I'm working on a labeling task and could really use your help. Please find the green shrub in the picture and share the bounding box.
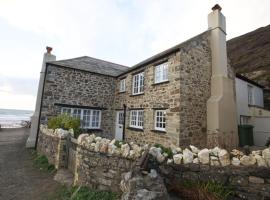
[48,114,81,137]
[50,185,119,200]
[154,143,173,158]
[32,151,55,173]
[168,180,233,200]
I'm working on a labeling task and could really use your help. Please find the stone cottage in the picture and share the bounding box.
[27,5,238,149]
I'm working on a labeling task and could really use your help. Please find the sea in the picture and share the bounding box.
[0,108,33,128]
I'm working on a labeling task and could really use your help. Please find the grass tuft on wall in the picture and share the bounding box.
[32,151,56,173]
[50,185,120,200]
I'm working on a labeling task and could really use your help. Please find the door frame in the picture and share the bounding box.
[115,110,124,141]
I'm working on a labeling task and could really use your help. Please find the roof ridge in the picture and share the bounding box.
[83,56,129,68]
[51,56,129,69]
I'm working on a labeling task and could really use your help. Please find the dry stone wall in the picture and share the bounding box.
[38,127,270,199]
[37,125,69,169]
[74,134,145,192]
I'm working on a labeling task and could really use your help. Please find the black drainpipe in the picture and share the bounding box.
[123,104,127,141]
[34,63,48,149]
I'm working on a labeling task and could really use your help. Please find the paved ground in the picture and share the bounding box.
[0,128,60,200]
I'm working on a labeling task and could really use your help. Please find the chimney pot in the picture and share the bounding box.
[46,46,53,54]
[212,4,222,11]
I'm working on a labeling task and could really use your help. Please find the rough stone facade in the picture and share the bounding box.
[178,32,212,147]
[37,130,66,169]
[114,31,212,148]
[75,145,135,192]
[114,51,181,147]
[40,65,116,139]
[39,31,237,148]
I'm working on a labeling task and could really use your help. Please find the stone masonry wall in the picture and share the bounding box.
[114,31,212,148]
[37,127,270,199]
[114,52,181,147]
[37,128,67,169]
[153,162,270,200]
[40,65,116,139]
[75,145,135,192]
[178,31,212,148]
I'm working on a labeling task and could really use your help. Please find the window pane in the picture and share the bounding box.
[155,110,166,131]
[83,110,91,128]
[133,73,144,94]
[62,108,71,115]
[155,62,168,83]
[120,79,126,92]
[73,109,81,119]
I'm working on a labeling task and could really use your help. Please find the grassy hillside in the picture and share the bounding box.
[227,25,270,109]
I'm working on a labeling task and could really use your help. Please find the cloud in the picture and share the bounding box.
[0,0,269,110]
[0,75,38,95]
[0,91,35,110]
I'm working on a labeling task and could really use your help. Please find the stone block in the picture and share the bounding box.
[249,176,264,184]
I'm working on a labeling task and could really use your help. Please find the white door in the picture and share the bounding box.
[254,117,270,146]
[115,111,124,140]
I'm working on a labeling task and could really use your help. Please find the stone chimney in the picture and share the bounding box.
[26,47,56,148]
[206,5,238,149]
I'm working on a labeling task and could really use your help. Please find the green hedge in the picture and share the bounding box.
[48,114,81,138]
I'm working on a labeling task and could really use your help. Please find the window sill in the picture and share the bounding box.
[151,129,166,134]
[130,93,144,97]
[81,128,103,132]
[152,80,169,86]
[118,91,126,94]
[127,127,144,132]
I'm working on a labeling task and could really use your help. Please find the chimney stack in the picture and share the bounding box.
[26,46,56,148]
[46,46,53,54]
[206,5,238,149]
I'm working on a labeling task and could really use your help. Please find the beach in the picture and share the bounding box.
[0,108,33,128]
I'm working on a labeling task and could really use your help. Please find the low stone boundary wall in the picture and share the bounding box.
[74,146,135,192]
[152,162,270,199]
[37,126,270,199]
[37,125,69,169]
[73,134,145,192]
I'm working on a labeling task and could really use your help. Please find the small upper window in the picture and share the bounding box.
[155,62,168,83]
[248,85,253,105]
[132,72,144,95]
[119,79,126,92]
[155,110,166,131]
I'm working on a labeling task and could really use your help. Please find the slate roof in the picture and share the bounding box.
[48,31,209,77]
[47,56,129,77]
[120,30,209,76]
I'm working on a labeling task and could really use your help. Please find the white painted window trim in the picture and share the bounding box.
[155,62,168,84]
[247,85,253,105]
[129,110,143,129]
[132,72,144,95]
[119,79,126,92]
[154,110,166,131]
[61,107,101,129]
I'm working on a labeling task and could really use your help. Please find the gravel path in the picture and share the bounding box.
[0,128,60,200]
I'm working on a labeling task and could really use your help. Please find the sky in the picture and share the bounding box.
[0,0,269,111]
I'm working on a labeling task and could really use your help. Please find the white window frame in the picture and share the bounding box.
[132,72,144,95]
[247,85,253,105]
[154,110,166,131]
[155,62,168,83]
[119,79,126,92]
[129,110,144,129]
[61,107,101,129]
